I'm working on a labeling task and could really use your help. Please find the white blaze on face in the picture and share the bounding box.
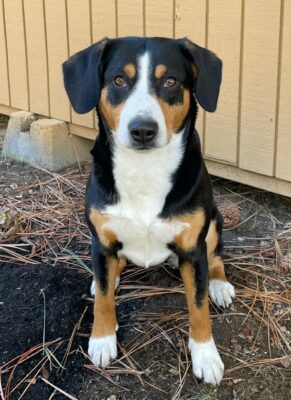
[115,52,168,148]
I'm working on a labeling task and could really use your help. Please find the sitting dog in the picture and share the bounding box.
[63,36,235,385]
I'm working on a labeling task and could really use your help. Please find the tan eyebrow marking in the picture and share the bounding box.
[155,64,167,79]
[123,63,136,79]
[155,89,190,137]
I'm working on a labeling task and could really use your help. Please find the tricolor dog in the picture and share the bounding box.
[63,37,235,385]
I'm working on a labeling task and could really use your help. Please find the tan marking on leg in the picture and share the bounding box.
[206,220,226,281]
[123,63,136,79]
[118,256,126,277]
[99,87,123,131]
[89,207,117,247]
[180,261,211,342]
[155,64,167,79]
[92,256,118,338]
[156,89,190,139]
[173,209,205,252]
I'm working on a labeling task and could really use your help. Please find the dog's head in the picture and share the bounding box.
[63,37,222,150]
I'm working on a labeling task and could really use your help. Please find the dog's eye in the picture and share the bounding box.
[164,77,177,88]
[113,76,127,87]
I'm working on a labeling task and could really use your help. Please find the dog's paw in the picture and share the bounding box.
[88,334,117,368]
[90,277,120,297]
[189,337,224,386]
[209,279,235,308]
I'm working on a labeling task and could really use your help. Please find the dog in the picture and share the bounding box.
[63,36,235,385]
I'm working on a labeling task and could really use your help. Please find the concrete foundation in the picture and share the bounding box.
[2,111,93,171]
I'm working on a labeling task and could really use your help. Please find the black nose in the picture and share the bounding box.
[129,118,158,144]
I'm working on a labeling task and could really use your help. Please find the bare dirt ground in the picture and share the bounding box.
[0,114,290,400]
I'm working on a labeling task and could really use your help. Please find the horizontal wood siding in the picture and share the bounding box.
[0,0,289,195]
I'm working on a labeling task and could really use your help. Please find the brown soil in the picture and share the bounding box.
[0,114,290,400]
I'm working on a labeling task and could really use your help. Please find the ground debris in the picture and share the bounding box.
[0,155,290,400]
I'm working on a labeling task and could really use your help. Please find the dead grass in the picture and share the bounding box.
[0,162,290,399]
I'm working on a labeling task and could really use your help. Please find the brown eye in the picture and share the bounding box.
[164,77,177,88]
[114,76,127,87]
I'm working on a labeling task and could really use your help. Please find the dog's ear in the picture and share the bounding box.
[179,38,222,112]
[62,38,108,114]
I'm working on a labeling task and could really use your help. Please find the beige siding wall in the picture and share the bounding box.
[0,0,290,194]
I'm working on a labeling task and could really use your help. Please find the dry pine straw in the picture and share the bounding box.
[0,163,290,399]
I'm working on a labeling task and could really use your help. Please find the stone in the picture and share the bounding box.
[2,111,92,171]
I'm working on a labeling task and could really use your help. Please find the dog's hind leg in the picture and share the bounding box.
[206,209,235,308]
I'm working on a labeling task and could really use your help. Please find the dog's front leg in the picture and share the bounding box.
[178,242,224,385]
[88,235,119,368]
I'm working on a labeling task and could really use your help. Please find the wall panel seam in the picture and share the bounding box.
[42,0,51,116]
[115,0,118,37]
[173,0,176,38]
[142,0,145,36]
[21,0,30,110]
[273,0,284,177]
[89,0,96,128]
[89,0,93,44]
[202,0,209,155]
[236,0,245,167]
[64,0,72,123]
[1,0,11,106]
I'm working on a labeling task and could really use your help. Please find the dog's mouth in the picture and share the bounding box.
[130,142,157,151]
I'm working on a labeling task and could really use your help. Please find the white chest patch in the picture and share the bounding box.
[104,134,186,267]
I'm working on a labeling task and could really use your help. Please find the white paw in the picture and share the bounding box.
[209,279,235,308]
[189,337,224,385]
[88,334,117,368]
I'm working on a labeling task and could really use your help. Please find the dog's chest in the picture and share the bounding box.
[106,205,185,267]
[104,139,185,267]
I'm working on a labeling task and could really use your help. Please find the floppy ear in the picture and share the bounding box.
[179,38,222,112]
[62,38,108,114]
